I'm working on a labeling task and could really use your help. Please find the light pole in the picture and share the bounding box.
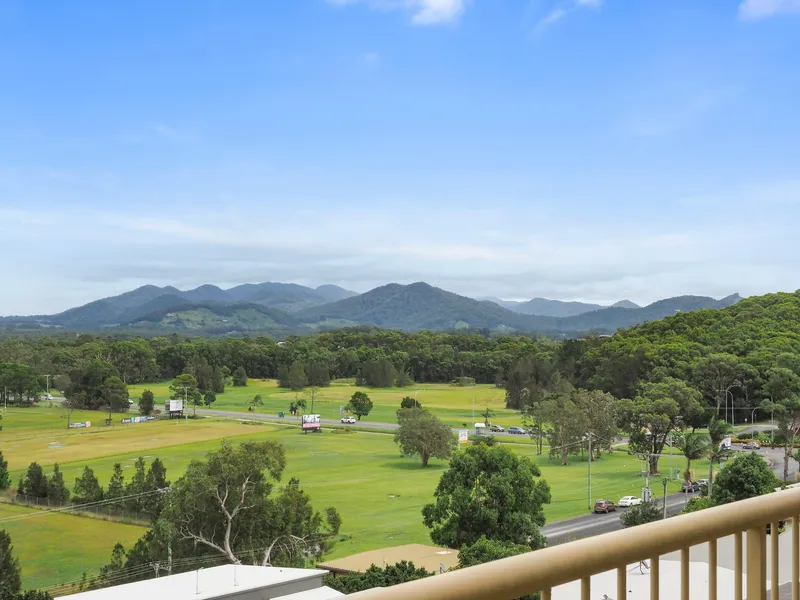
[414,389,424,409]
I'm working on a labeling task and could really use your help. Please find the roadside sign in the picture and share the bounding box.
[458,430,469,444]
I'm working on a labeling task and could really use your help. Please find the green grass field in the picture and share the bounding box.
[0,503,145,589]
[127,380,523,428]
[0,403,703,590]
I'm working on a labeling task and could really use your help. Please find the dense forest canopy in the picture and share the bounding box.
[0,291,797,422]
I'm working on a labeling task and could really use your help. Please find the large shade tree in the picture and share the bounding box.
[617,378,703,475]
[394,408,455,467]
[422,443,551,549]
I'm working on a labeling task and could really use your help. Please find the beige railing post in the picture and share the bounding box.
[736,531,743,600]
[771,521,780,600]
[748,526,767,600]
[650,556,659,600]
[793,515,799,600]
[709,538,717,600]
[617,566,626,600]
[581,576,590,600]
[681,547,690,600]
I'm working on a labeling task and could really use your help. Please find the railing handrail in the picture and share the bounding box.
[349,487,800,600]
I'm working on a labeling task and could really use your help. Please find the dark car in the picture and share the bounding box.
[508,426,525,435]
[681,481,701,493]
[594,500,616,514]
[489,425,505,432]
[742,441,761,450]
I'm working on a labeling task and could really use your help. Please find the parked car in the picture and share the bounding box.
[618,496,642,508]
[341,416,356,424]
[594,499,616,513]
[508,426,526,435]
[766,520,786,534]
[489,424,505,432]
[742,441,761,450]
[681,481,701,493]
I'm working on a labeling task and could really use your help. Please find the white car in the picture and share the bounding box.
[618,496,642,508]
[341,416,356,424]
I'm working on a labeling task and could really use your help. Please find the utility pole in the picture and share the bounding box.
[587,433,592,511]
[471,388,475,423]
[311,388,316,413]
[662,478,668,519]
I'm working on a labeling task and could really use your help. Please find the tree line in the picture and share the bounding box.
[13,457,169,520]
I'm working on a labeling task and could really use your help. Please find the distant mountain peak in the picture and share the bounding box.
[611,299,640,309]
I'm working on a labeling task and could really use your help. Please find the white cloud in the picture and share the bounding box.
[327,0,468,25]
[534,0,602,32]
[739,0,800,20]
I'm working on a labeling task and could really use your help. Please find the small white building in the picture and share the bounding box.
[56,565,341,600]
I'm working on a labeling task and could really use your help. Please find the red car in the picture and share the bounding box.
[594,500,616,514]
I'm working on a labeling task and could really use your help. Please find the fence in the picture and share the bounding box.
[11,494,151,526]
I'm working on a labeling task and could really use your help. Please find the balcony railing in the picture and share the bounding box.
[349,487,800,600]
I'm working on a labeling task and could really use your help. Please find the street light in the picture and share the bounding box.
[723,382,740,424]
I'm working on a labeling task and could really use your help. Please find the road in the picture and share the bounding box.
[543,443,789,545]
[542,494,692,545]
[194,407,528,438]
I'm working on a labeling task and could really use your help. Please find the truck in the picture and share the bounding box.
[302,414,322,433]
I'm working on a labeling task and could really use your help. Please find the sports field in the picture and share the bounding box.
[126,380,522,428]
[0,404,705,590]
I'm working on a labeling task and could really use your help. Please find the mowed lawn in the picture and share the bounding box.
[0,406,280,469]
[126,380,525,429]
[0,503,145,590]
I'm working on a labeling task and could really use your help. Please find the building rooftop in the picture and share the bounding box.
[316,544,459,575]
[56,565,328,600]
[272,586,344,600]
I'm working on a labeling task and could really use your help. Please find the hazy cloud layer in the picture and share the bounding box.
[1,170,797,314]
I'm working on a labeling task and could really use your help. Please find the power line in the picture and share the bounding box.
[0,488,168,523]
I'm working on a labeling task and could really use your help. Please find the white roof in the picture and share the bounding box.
[272,585,344,600]
[57,565,327,600]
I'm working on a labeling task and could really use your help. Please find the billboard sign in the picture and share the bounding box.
[121,418,132,424]
[166,399,184,413]
[458,430,469,444]
[68,421,92,429]
[301,414,321,431]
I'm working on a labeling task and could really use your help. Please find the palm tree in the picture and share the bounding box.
[681,432,711,483]
[706,417,733,497]
[481,406,494,427]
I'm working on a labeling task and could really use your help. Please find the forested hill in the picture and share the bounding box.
[577,290,800,400]
[1,280,739,337]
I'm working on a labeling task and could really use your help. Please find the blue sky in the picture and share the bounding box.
[1,0,799,314]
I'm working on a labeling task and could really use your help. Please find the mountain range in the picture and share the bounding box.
[0,281,742,337]
[477,296,640,317]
